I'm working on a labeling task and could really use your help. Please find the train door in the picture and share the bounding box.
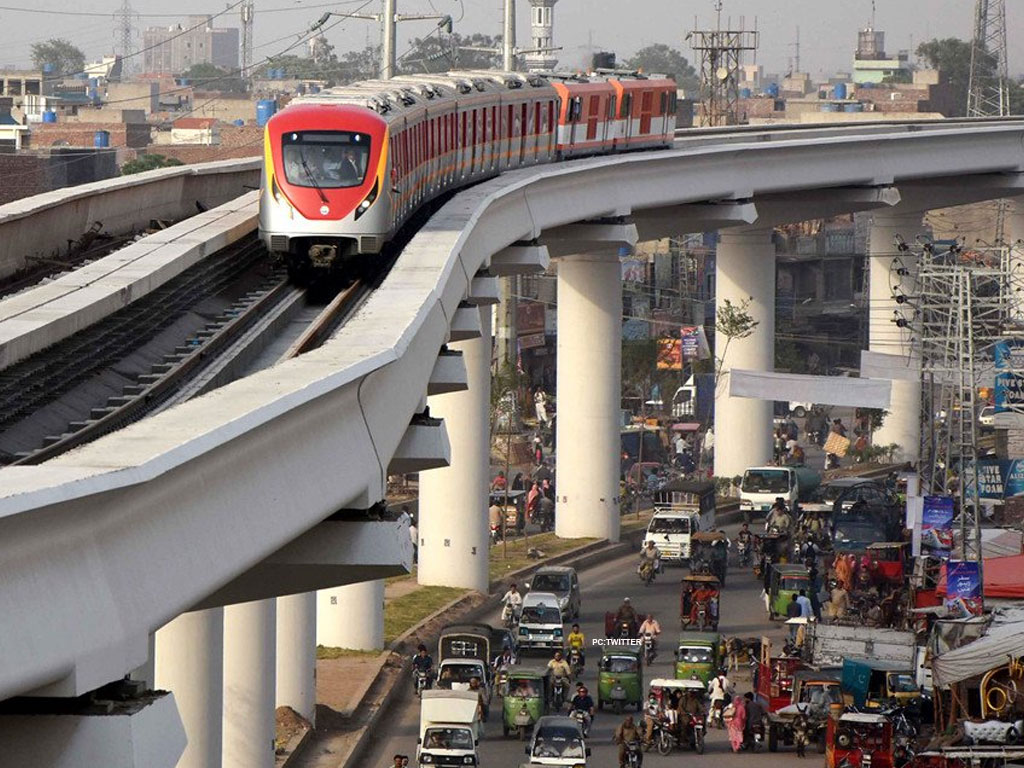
[548,100,556,156]
[532,102,541,162]
[640,90,653,134]
[519,103,528,163]
[505,104,514,169]
[586,95,600,142]
[621,92,634,142]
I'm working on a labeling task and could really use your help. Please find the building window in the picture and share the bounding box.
[535,7,543,25]
[543,6,551,24]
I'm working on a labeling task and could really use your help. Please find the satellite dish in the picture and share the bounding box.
[716,66,730,81]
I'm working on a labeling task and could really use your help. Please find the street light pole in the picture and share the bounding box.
[635,390,645,520]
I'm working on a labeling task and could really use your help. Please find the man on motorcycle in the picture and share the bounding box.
[743,691,766,750]
[638,614,661,653]
[614,597,638,633]
[567,623,586,668]
[766,498,792,532]
[737,522,752,549]
[492,646,516,674]
[614,714,644,767]
[570,684,595,733]
[642,692,663,747]
[411,644,433,690]
[547,650,572,699]
[501,583,522,624]
[678,689,706,746]
[638,541,661,581]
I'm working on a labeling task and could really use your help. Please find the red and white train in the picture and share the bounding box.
[259,70,677,278]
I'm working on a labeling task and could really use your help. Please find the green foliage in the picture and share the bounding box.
[621,338,661,395]
[121,154,184,175]
[623,44,699,93]
[775,340,806,373]
[882,70,913,85]
[713,297,759,380]
[399,33,504,74]
[181,63,247,93]
[916,38,975,117]
[31,38,85,77]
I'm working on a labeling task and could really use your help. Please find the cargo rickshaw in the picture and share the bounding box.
[489,489,526,536]
[648,678,708,755]
[756,638,806,713]
[825,711,896,768]
[502,665,552,740]
[680,574,720,631]
[766,668,843,753]
[674,631,722,685]
[690,531,729,585]
[767,563,811,620]
[865,542,909,588]
[597,645,643,714]
[754,531,791,580]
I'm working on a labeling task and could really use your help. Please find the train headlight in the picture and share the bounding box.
[354,178,379,220]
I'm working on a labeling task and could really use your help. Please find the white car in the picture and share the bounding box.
[523,715,590,766]
[517,592,565,652]
[789,401,814,418]
[979,405,995,427]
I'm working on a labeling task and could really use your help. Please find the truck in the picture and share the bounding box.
[418,690,481,766]
[643,479,716,563]
[803,623,916,670]
[739,465,821,516]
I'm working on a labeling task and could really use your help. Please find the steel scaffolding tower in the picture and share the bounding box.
[967,0,1010,118]
[686,1,758,127]
[116,0,137,74]
[901,238,1020,563]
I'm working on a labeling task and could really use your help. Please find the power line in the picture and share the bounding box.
[0,1,369,18]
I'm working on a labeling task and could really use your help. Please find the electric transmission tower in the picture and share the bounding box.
[116,0,137,75]
[241,1,255,80]
[967,0,1009,118]
[686,1,758,127]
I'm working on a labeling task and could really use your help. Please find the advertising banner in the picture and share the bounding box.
[657,338,682,370]
[969,459,1024,500]
[945,560,983,618]
[680,325,711,360]
[994,339,1024,426]
[921,495,955,556]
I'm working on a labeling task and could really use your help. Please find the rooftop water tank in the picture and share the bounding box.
[834,82,847,100]
[844,102,864,112]
[257,99,277,127]
[42,109,57,123]
[233,118,245,126]
[820,103,839,112]
[765,83,780,97]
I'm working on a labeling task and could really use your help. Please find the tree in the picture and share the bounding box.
[121,154,184,175]
[31,39,85,77]
[916,38,976,117]
[712,297,759,388]
[623,44,699,93]
[399,33,503,74]
[181,63,247,93]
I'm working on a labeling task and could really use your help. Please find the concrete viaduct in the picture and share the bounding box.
[1,119,1024,766]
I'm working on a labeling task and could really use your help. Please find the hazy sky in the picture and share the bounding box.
[0,0,1017,77]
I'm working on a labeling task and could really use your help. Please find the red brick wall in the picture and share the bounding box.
[0,149,117,205]
[219,123,263,149]
[30,122,151,149]
[138,144,261,165]
[0,154,51,203]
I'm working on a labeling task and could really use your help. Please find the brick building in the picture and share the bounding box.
[0,147,117,205]
[140,122,262,164]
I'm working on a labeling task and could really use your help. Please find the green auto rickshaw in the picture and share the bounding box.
[674,631,722,685]
[502,665,552,740]
[598,645,643,714]
[768,563,811,620]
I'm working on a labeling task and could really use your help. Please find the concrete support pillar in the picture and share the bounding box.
[223,599,276,768]
[276,592,317,724]
[317,580,385,650]
[418,304,491,591]
[496,276,518,373]
[554,253,622,541]
[155,608,224,768]
[714,227,776,478]
[868,210,925,461]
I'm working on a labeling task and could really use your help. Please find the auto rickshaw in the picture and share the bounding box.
[679,574,720,631]
[674,631,722,685]
[865,542,908,588]
[597,645,643,714]
[489,489,526,535]
[690,531,729,585]
[754,531,791,580]
[825,711,896,768]
[768,563,811,620]
[648,678,708,755]
[756,639,806,712]
[502,665,552,739]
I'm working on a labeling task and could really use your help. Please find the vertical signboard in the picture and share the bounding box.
[945,560,983,618]
[921,495,955,556]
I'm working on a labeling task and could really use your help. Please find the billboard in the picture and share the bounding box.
[945,560,983,618]
[921,495,955,556]
[680,325,711,360]
[971,459,1024,500]
[993,339,1024,427]
[657,338,682,370]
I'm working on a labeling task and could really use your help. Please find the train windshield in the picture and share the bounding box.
[282,131,371,189]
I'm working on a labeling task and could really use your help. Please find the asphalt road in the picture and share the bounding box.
[362,520,816,768]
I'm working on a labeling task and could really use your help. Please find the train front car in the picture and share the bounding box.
[260,103,391,281]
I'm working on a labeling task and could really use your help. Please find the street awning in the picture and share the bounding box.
[727,370,892,409]
[932,618,1024,686]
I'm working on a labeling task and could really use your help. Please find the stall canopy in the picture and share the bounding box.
[936,553,1024,600]
[728,370,891,409]
[932,617,1024,686]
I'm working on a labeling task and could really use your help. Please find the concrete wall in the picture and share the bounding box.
[0,157,259,282]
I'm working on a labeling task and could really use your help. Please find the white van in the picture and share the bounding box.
[418,689,481,765]
[518,592,565,652]
[523,715,591,766]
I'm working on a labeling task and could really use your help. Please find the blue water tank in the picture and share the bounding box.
[42,109,57,123]
[834,82,847,100]
[310,85,321,94]
[844,102,864,112]
[233,118,245,127]
[257,99,277,127]
[740,88,751,99]
[766,83,780,97]
[94,130,110,148]
[820,103,839,112]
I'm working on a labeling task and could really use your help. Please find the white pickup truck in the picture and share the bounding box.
[418,690,481,767]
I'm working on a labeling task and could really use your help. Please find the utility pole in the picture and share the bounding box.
[502,0,516,71]
[116,0,137,76]
[312,3,452,80]
[241,1,255,81]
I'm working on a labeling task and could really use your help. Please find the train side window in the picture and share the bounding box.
[569,97,582,121]
[461,112,467,150]
[659,91,667,116]
[608,95,617,119]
